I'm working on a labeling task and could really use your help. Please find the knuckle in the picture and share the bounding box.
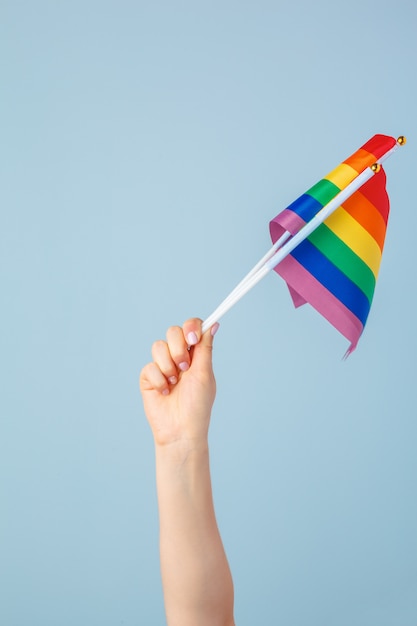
[183,317,202,332]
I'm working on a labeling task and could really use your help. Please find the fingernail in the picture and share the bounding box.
[179,361,189,372]
[162,388,169,396]
[211,322,220,337]
[168,376,177,385]
[187,331,198,346]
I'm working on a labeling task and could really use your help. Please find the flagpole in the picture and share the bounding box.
[201,231,291,330]
[202,138,404,334]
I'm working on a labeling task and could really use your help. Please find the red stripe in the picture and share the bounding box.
[343,135,396,174]
[359,167,390,224]
[360,134,397,160]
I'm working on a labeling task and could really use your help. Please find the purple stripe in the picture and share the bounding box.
[274,256,364,350]
[269,209,305,242]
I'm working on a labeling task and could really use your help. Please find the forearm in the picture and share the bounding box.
[155,441,235,626]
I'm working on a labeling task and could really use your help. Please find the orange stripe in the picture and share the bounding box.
[341,191,387,252]
[343,148,377,173]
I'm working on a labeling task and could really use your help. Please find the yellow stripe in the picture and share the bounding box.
[324,208,382,278]
[324,163,359,189]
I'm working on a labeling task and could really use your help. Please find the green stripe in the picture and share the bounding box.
[307,224,376,303]
[307,179,340,207]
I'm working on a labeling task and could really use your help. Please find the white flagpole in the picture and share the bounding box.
[202,138,403,334]
[201,231,291,331]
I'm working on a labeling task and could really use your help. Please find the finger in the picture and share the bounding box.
[166,325,191,373]
[151,339,179,385]
[182,317,203,348]
[139,362,170,395]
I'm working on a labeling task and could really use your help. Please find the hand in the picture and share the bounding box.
[139,318,219,449]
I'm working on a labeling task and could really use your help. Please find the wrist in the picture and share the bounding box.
[155,439,212,507]
[155,438,209,466]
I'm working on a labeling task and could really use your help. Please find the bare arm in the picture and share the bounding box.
[140,319,235,626]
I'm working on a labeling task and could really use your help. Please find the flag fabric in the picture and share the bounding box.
[269,134,397,355]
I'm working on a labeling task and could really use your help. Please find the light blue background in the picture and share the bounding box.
[1,1,416,624]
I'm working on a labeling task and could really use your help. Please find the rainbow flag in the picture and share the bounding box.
[269,134,397,354]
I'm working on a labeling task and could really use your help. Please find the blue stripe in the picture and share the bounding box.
[290,239,371,326]
[287,194,323,224]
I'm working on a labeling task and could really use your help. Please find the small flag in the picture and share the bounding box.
[269,134,397,355]
[202,134,405,355]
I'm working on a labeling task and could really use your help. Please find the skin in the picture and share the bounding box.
[140,318,235,626]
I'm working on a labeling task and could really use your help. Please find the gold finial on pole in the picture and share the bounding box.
[397,136,406,145]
